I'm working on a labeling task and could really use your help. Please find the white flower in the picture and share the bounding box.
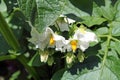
[64,17,75,24]
[30,27,66,51]
[63,36,89,52]
[74,26,98,43]
[33,27,54,50]
[29,27,49,50]
[63,39,78,52]
[63,26,97,52]
[44,27,66,52]
[50,33,66,52]
[74,26,98,51]
[60,15,75,24]
[56,15,75,31]
[55,17,69,31]
[78,41,89,52]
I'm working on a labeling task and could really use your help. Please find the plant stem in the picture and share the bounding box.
[0,11,40,80]
[111,37,120,42]
[101,26,112,67]
[17,55,40,80]
[0,12,20,51]
[98,35,108,38]
[0,55,16,61]
[99,27,112,80]
[102,36,111,66]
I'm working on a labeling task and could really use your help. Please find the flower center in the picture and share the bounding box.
[49,35,55,45]
[70,40,77,52]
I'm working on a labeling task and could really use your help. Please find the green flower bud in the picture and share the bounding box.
[66,53,75,65]
[77,51,85,62]
[47,56,54,66]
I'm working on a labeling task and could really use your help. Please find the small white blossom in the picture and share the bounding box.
[74,27,98,43]
[60,15,75,24]
[51,33,66,52]
[33,27,54,50]
[64,17,75,24]
[63,36,89,52]
[63,26,97,52]
[56,17,69,31]
[74,26,98,51]
[29,27,49,51]
[56,15,75,31]
[29,27,66,52]
[42,27,67,52]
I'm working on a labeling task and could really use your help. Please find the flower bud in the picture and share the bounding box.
[47,56,54,66]
[40,51,49,63]
[77,51,85,62]
[66,53,75,65]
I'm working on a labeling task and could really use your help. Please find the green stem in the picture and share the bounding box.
[102,36,111,67]
[0,11,40,80]
[111,37,120,43]
[17,55,40,80]
[99,27,112,80]
[0,55,16,61]
[98,35,108,38]
[101,27,112,66]
[0,12,20,51]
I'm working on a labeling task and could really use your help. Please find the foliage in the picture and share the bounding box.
[0,0,120,80]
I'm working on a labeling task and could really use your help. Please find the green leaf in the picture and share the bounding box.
[96,27,108,35]
[108,49,119,59]
[0,12,20,51]
[114,0,120,11]
[61,56,120,80]
[62,0,89,18]
[0,34,11,54]
[106,56,120,79]
[9,9,31,32]
[28,52,44,67]
[17,0,27,14]
[0,0,7,12]
[114,41,120,55]
[99,0,116,21]
[17,0,36,23]
[99,41,107,55]
[92,2,102,16]
[111,22,120,36]
[108,41,119,59]
[115,10,120,22]
[36,0,66,32]
[9,70,20,80]
[51,69,66,80]
[26,0,36,19]
[114,0,120,21]
[81,16,106,27]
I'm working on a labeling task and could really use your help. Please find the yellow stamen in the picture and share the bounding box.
[49,35,55,45]
[70,40,77,52]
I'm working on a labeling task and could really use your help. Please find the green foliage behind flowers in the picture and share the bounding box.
[1,0,120,80]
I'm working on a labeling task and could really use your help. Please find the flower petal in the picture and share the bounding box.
[79,41,89,52]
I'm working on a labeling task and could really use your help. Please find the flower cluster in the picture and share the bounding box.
[35,26,97,53]
[29,16,98,66]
